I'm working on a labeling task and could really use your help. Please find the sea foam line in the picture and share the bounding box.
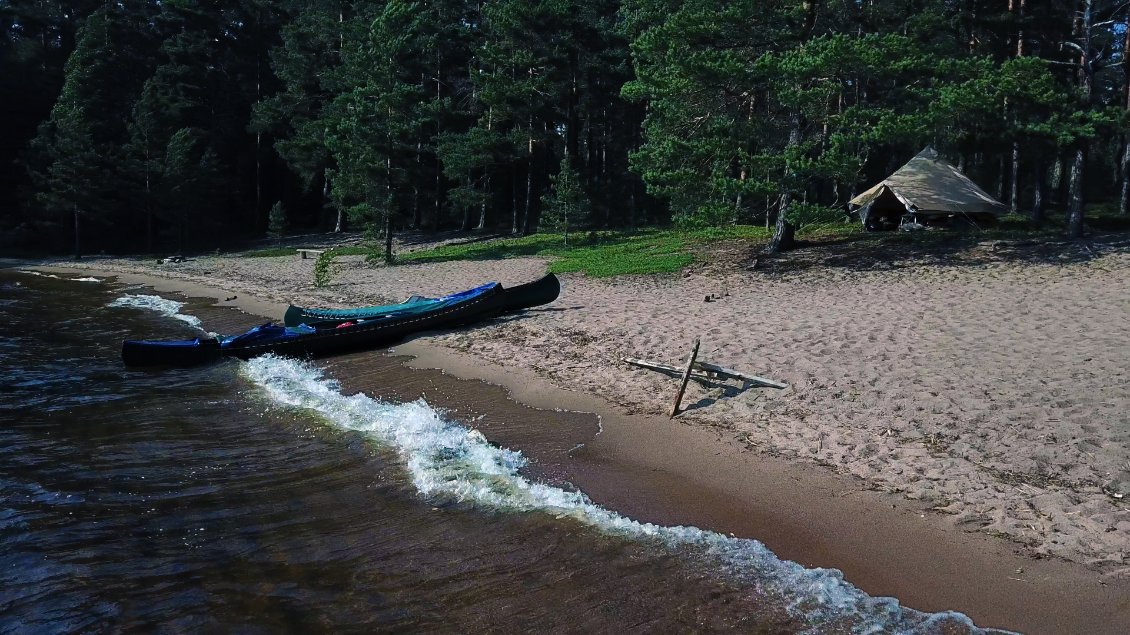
[16,270,99,282]
[242,354,996,635]
[108,294,202,329]
[18,270,61,279]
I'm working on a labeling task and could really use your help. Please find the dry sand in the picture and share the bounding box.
[33,236,1130,581]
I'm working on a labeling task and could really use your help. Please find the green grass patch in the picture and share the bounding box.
[329,245,372,256]
[795,222,862,241]
[399,226,773,277]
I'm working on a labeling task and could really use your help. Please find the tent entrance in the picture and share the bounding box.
[860,187,907,231]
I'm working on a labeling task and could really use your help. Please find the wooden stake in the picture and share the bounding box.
[670,338,700,418]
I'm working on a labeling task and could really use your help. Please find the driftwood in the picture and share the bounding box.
[625,338,787,419]
[670,339,700,418]
[623,358,787,390]
[693,360,787,389]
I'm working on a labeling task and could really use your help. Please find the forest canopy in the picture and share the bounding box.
[1,0,1127,257]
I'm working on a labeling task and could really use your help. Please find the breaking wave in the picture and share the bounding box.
[18,270,61,279]
[242,354,996,635]
[108,294,202,329]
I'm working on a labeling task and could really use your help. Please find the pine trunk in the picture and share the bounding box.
[996,154,1005,201]
[477,175,488,230]
[765,113,800,254]
[1010,142,1020,213]
[1051,156,1064,203]
[1031,160,1045,223]
[73,206,81,260]
[512,166,519,235]
[384,210,394,264]
[1120,140,1130,216]
[524,155,533,235]
[1067,148,1085,239]
[1066,0,1093,239]
[435,160,443,232]
[144,152,153,253]
[461,176,472,231]
[1121,22,1130,215]
[327,169,343,233]
[523,114,534,235]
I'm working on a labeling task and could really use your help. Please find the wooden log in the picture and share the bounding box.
[624,358,724,383]
[670,338,700,418]
[623,357,681,374]
[623,357,787,390]
[693,361,787,389]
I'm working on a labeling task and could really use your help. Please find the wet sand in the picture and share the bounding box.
[18,258,1130,634]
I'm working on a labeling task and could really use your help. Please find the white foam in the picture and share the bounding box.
[18,271,101,282]
[242,355,998,634]
[18,270,62,279]
[108,294,202,329]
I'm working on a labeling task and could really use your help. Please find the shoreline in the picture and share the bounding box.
[16,259,1130,633]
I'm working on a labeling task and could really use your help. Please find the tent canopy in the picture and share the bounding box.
[849,147,1007,225]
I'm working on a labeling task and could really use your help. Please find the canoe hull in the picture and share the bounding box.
[225,284,505,361]
[283,282,498,327]
[122,338,222,367]
[284,274,560,327]
[497,273,560,314]
[122,284,506,367]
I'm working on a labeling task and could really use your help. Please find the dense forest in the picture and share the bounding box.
[2,0,1128,258]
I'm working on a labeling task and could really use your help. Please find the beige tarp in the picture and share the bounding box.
[849,147,1007,218]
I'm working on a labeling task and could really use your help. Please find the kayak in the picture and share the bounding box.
[283,273,560,327]
[120,274,561,367]
[281,281,499,327]
[122,281,505,367]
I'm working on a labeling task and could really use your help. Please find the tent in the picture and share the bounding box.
[849,147,1007,231]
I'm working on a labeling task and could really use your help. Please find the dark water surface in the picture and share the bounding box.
[0,270,987,633]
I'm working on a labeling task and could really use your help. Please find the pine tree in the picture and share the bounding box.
[32,8,118,257]
[268,200,288,242]
[324,0,427,263]
[540,161,590,246]
[253,0,344,230]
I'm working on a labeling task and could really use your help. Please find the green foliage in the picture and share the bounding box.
[312,248,340,288]
[402,226,769,276]
[268,201,287,241]
[785,203,846,228]
[324,1,425,225]
[31,5,151,252]
[7,0,1130,256]
[539,162,591,245]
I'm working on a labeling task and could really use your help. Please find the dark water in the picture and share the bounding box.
[0,270,987,633]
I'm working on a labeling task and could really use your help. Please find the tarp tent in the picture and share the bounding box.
[849,147,1007,230]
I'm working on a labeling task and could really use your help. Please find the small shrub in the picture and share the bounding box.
[313,249,339,288]
[540,163,591,246]
[267,201,287,243]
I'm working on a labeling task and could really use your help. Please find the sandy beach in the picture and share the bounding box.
[22,234,1130,631]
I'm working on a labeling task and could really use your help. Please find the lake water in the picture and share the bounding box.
[0,269,994,633]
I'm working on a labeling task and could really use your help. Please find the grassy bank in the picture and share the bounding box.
[398,226,784,276]
[239,209,1129,280]
[243,226,797,277]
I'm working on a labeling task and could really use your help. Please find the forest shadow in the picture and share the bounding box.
[757,225,1130,275]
